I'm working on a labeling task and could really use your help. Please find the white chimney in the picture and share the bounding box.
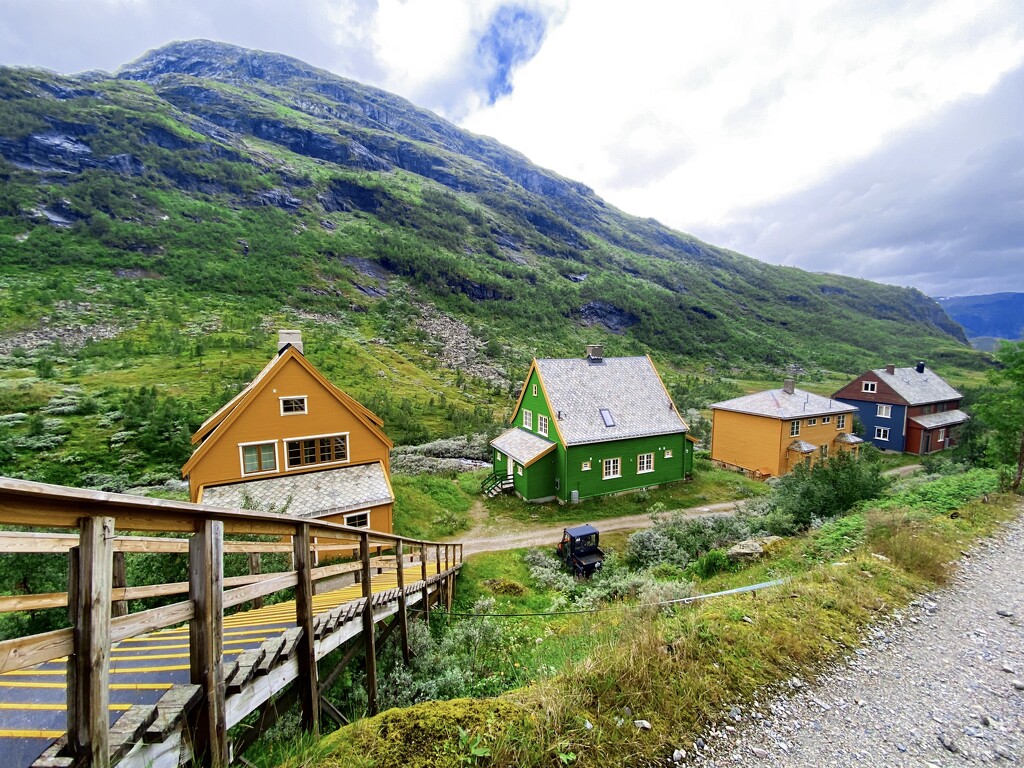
[278,329,303,355]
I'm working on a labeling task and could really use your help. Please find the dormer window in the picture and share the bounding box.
[280,396,307,415]
[862,381,877,393]
[599,408,616,427]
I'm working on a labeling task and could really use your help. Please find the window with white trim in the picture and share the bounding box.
[581,461,592,471]
[537,414,548,437]
[807,417,817,426]
[937,428,946,442]
[874,426,890,441]
[532,384,538,397]
[877,404,891,418]
[286,433,348,469]
[822,416,832,424]
[241,442,277,474]
[637,452,654,473]
[819,444,829,459]
[837,414,846,430]
[517,463,523,476]
[790,420,801,437]
[522,409,533,430]
[602,457,621,479]
[344,511,369,528]
[862,381,877,393]
[664,449,673,458]
[280,396,307,415]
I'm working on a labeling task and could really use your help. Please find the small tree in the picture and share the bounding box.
[977,340,1024,492]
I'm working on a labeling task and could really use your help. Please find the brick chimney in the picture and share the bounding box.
[586,344,604,362]
[916,361,926,374]
[886,364,895,374]
[278,329,303,355]
[783,378,795,394]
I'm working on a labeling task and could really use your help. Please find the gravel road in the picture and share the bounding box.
[456,501,739,556]
[685,507,1024,767]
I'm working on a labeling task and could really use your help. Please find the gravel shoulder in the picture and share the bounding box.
[687,505,1024,767]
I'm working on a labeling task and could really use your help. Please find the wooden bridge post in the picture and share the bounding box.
[420,542,429,626]
[395,540,410,664]
[293,523,320,735]
[360,532,378,715]
[111,550,128,618]
[434,544,441,608]
[248,552,264,609]
[67,515,114,768]
[189,519,227,768]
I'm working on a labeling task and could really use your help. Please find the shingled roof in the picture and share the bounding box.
[711,387,856,420]
[198,461,393,519]
[534,356,688,446]
[871,366,962,405]
[491,427,557,466]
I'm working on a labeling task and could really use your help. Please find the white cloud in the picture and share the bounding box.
[462,0,1024,235]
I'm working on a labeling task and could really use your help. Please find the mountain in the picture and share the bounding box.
[0,40,974,374]
[936,293,1024,347]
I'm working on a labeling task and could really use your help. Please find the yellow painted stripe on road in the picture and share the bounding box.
[0,728,65,738]
[0,702,131,712]
[0,681,172,690]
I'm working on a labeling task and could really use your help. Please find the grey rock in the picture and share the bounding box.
[634,719,652,731]
[940,733,959,753]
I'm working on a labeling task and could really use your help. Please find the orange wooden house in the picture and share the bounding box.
[710,380,863,478]
[181,331,395,532]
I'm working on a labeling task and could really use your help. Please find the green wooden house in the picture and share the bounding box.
[488,346,693,503]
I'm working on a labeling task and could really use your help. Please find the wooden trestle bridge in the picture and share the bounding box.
[0,477,463,768]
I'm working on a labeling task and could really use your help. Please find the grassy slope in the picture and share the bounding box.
[294,481,1016,768]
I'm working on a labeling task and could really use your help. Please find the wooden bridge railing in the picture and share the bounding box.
[0,476,464,768]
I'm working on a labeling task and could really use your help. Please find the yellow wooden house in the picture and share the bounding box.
[181,331,395,532]
[710,380,862,478]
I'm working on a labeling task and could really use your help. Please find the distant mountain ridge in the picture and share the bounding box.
[936,293,1024,343]
[0,39,973,374]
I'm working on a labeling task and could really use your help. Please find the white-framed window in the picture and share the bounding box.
[285,432,348,469]
[280,396,307,415]
[937,428,946,442]
[807,418,817,426]
[538,414,549,437]
[495,451,504,463]
[877,404,891,418]
[344,510,369,528]
[862,381,877,393]
[837,414,846,430]
[581,461,592,471]
[522,409,533,430]
[790,420,801,437]
[819,444,829,459]
[241,441,277,475]
[822,416,832,424]
[875,427,890,441]
[517,463,523,476]
[602,457,621,479]
[664,449,673,459]
[637,452,654,473]
[532,383,538,397]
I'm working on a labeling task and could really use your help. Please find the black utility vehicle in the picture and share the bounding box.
[557,524,605,577]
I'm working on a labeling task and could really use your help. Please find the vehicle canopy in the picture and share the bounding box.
[564,524,599,538]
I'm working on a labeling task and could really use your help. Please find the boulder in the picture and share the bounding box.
[727,536,783,562]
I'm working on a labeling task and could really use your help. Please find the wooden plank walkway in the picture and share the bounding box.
[0,565,445,768]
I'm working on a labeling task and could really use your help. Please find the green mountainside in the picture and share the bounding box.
[0,40,979,488]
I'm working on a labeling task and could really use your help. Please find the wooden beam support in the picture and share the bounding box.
[111,551,127,618]
[248,553,263,610]
[67,516,114,768]
[395,542,410,664]
[292,523,320,736]
[189,519,227,768]
[420,542,429,625]
[360,532,378,715]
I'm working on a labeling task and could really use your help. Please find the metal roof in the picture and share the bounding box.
[711,387,856,420]
[534,356,688,445]
[834,432,865,445]
[490,427,557,466]
[787,439,818,453]
[872,366,962,405]
[908,409,970,429]
[565,524,599,537]
[199,461,393,518]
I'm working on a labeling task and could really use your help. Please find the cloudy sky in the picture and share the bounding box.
[2,0,1022,296]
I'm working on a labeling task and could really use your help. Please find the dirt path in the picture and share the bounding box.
[454,501,741,556]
